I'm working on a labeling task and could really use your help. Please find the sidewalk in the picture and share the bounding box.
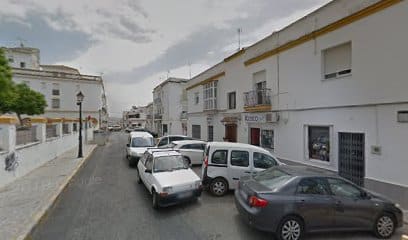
[0,144,97,240]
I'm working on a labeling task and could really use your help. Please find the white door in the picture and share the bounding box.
[227,150,252,189]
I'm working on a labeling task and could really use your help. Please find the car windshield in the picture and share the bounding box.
[153,155,188,172]
[253,168,293,191]
[131,137,154,147]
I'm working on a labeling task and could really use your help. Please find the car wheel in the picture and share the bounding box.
[136,170,142,184]
[152,190,159,209]
[210,178,228,196]
[374,213,395,239]
[277,216,304,240]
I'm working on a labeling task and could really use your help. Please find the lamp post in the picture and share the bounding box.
[76,91,84,158]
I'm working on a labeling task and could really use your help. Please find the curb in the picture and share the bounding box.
[19,145,97,240]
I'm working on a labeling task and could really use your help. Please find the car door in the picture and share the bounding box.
[227,150,252,189]
[327,178,376,229]
[295,177,336,231]
[182,144,204,165]
[252,152,279,173]
[142,156,154,191]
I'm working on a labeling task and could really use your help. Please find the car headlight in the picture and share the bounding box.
[162,186,173,193]
[395,203,401,208]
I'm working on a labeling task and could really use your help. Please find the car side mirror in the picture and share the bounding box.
[126,144,130,147]
[145,169,152,174]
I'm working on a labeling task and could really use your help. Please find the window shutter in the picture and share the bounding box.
[324,42,351,75]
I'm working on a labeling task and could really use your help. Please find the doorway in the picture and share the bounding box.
[224,124,237,142]
[338,132,365,186]
[250,128,260,146]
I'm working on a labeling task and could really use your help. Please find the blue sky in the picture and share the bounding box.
[0,0,331,117]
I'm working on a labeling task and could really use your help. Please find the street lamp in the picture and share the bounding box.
[76,91,84,158]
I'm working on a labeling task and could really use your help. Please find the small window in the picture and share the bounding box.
[327,178,363,199]
[297,178,329,195]
[228,92,236,109]
[261,130,274,150]
[323,42,352,80]
[397,111,408,123]
[20,62,26,68]
[52,99,60,109]
[231,151,249,167]
[211,150,227,165]
[194,92,199,105]
[73,123,78,132]
[157,138,169,147]
[52,89,60,95]
[8,58,14,63]
[253,152,278,169]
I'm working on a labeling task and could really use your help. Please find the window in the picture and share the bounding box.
[228,92,236,109]
[207,126,213,142]
[20,62,26,68]
[73,123,78,132]
[211,150,227,165]
[261,130,274,150]
[157,137,169,147]
[327,178,363,199]
[8,58,14,63]
[162,124,168,135]
[135,114,140,118]
[63,124,70,134]
[231,151,249,167]
[52,99,60,109]
[397,111,408,123]
[203,81,217,110]
[52,83,60,96]
[308,126,330,161]
[297,178,329,195]
[194,92,199,105]
[192,125,201,139]
[253,152,278,169]
[323,42,352,80]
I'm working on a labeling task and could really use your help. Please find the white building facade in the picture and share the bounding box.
[153,78,188,136]
[123,106,148,129]
[186,0,408,208]
[3,46,108,128]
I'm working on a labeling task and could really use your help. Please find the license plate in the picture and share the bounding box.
[178,191,193,199]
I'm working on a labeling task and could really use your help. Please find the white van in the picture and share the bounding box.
[126,131,155,167]
[201,142,282,196]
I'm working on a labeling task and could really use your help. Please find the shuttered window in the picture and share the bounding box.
[323,42,352,79]
[192,125,201,139]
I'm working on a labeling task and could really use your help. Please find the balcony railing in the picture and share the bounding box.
[243,88,272,108]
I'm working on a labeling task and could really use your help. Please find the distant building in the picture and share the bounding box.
[3,46,108,128]
[145,102,154,132]
[153,78,188,136]
[123,106,148,129]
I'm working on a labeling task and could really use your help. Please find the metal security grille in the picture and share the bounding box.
[16,126,38,145]
[207,126,213,142]
[46,124,58,138]
[338,132,365,186]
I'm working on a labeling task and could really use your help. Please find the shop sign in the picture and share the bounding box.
[244,113,266,123]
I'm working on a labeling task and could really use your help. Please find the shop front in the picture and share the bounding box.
[243,113,275,150]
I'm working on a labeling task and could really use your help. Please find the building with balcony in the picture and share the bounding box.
[123,106,148,129]
[152,78,188,136]
[185,0,408,208]
[2,46,108,128]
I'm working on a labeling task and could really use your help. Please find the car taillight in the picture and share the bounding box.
[249,196,268,208]
[204,156,208,167]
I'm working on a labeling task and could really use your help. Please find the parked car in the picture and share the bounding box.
[109,124,122,131]
[126,132,155,167]
[201,142,282,196]
[136,148,202,208]
[156,135,193,147]
[167,140,207,165]
[234,165,403,240]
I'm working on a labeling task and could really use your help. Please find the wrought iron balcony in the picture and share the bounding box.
[243,88,272,112]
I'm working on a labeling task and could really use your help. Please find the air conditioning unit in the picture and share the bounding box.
[266,112,279,123]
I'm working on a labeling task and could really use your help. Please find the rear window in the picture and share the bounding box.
[254,168,292,191]
[211,150,227,165]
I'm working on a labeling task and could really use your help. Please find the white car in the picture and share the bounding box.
[168,140,206,165]
[201,142,283,196]
[126,132,155,167]
[156,135,193,147]
[137,149,202,208]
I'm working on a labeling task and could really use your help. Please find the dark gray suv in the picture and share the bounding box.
[234,165,403,240]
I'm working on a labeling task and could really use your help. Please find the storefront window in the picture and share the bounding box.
[308,126,330,162]
[261,130,274,150]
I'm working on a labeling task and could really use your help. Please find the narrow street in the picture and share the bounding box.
[31,132,407,240]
